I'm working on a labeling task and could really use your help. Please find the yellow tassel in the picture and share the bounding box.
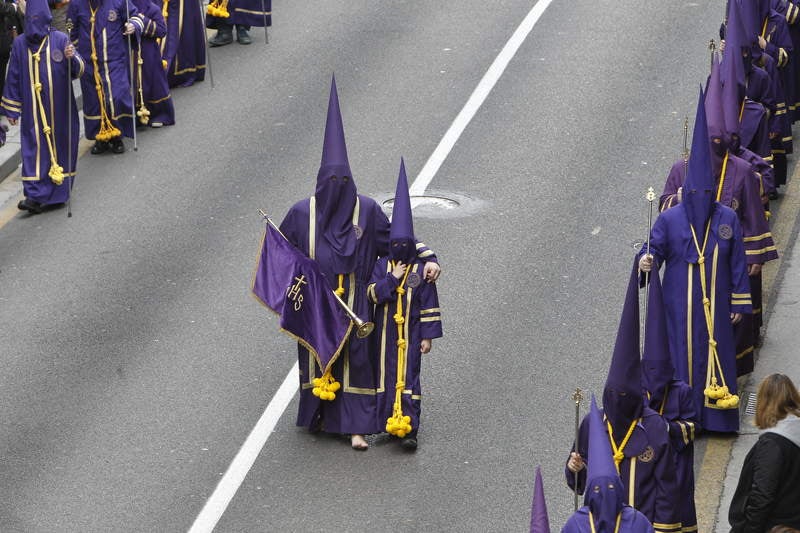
[49,164,64,185]
[162,59,168,70]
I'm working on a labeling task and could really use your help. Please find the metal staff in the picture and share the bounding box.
[66,20,74,218]
[125,1,138,151]
[198,0,215,88]
[258,209,375,338]
[709,39,716,72]
[642,187,656,350]
[261,0,269,44]
[572,387,583,512]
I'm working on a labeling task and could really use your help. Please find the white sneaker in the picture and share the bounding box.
[150,122,163,128]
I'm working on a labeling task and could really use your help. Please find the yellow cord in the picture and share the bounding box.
[135,47,149,124]
[606,418,639,472]
[386,263,413,437]
[31,38,65,185]
[88,5,122,141]
[206,0,230,18]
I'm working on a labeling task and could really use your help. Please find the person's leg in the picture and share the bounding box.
[209,22,234,47]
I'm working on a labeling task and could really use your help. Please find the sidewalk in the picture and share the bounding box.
[712,168,800,530]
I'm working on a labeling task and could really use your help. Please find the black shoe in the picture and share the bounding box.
[236,26,252,45]
[91,140,109,154]
[768,190,779,201]
[110,138,125,154]
[17,198,43,214]
[209,27,234,47]
[400,437,418,451]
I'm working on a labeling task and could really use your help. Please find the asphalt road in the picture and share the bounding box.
[0,0,725,531]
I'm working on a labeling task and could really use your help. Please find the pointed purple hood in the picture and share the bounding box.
[642,268,675,407]
[586,395,625,532]
[683,86,716,236]
[314,75,358,274]
[722,4,746,152]
[602,259,643,434]
[529,466,550,533]
[389,158,416,263]
[24,0,52,45]
[705,52,729,172]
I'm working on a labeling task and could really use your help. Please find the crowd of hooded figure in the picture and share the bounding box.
[528,0,800,532]
[0,0,271,214]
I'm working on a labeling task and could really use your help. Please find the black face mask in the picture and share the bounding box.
[710,136,728,157]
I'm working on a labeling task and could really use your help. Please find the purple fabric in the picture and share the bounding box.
[602,260,643,435]
[1,29,81,205]
[642,269,674,406]
[739,99,770,157]
[131,0,174,126]
[68,0,144,140]
[530,466,550,533]
[585,396,625,531]
[252,224,352,375]
[685,87,716,236]
[389,158,416,263]
[205,0,270,28]
[560,506,654,533]
[163,0,205,87]
[24,0,52,44]
[314,76,358,274]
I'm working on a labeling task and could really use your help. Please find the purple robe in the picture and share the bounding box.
[565,409,682,530]
[367,257,442,437]
[639,203,751,432]
[1,30,83,205]
[68,0,148,140]
[161,0,205,87]
[647,380,698,532]
[131,0,174,126]
[279,195,436,434]
[205,0,270,29]
[561,507,654,533]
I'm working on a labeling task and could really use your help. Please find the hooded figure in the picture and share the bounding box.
[279,79,439,446]
[639,87,751,433]
[641,269,698,531]
[530,466,550,533]
[1,0,83,213]
[562,397,654,533]
[567,261,682,531]
[367,158,442,450]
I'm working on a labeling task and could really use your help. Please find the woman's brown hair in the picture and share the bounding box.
[755,373,800,429]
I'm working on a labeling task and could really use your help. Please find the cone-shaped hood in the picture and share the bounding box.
[642,268,675,407]
[389,158,416,263]
[314,75,358,273]
[602,258,643,433]
[722,5,745,152]
[529,466,550,533]
[682,86,716,235]
[586,396,625,532]
[705,52,729,173]
[25,0,52,45]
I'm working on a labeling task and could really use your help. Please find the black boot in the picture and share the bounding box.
[236,25,252,45]
[17,198,43,214]
[209,24,234,47]
[110,137,125,154]
[91,140,109,154]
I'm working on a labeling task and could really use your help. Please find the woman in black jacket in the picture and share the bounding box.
[729,373,800,533]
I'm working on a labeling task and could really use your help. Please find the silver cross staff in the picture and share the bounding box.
[642,187,656,351]
[572,387,583,511]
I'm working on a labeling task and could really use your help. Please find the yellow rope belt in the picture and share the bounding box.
[689,222,739,409]
[89,5,122,141]
[606,418,639,472]
[386,262,412,437]
[31,37,65,185]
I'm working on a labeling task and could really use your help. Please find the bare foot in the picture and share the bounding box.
[351,434,368,450]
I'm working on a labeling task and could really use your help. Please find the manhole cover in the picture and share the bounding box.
[379,191,483,219]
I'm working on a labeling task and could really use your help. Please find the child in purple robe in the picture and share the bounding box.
[161,0,205,87]
[67,0,149,154]
[278,77,440,450]
[367,159,442,451]
[2,0,83,214]
[131,0,174,127]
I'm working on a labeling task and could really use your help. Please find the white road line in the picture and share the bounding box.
[187,362,299,533]
[409,0,555,196]
[187,1,554,530]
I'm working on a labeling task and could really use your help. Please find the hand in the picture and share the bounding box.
[8,117,17,126]
[731,312,742,324]
[759,36,767,50]
[420,339,431,354]
[123,22,135,35]
[719,39,726,53]
[639,254,654,273]
[567,452,585,473]
[64,43,75,59]
[748,263,763,276]
[391,261,407,280]
[423,261,440,283]
[677,186,683,204]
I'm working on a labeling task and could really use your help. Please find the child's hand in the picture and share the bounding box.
[420,339,431,354]
[391,261,407,279]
